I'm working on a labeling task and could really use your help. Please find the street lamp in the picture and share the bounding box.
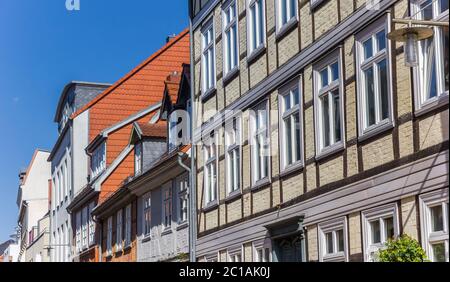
[387,18,448,67]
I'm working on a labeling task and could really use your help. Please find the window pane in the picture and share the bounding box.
[332,90,341,143]
[325,232,333,254]
[428,55,438,99]
[264,248,270,262]
[321,95,330,147]
[292,88,299,106]
[421,0,433,20]
[258,0,264,46]
[432,243,446,262]
[233,26,238,68]
[331,62,339,82]
[378,59,389,120]
[320,68,328,88]
[370,220,381,244]
[363,38,373,60]
[440,0,449,13]
[384,217,395,240]
[443,27,449,92]
[337,229,345,252]
[281,0,287,25]
[430,205,444,232]
[294,114,301,162]
[365,66,376,127]
[251,5,257,50]
[290,0,296,19]
[376,30,386,52]
[284,93,291,111]
[284,117,292,165]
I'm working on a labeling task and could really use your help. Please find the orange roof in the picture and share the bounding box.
[165,72,182,105]
[70,28,190,141]
[137,122,167,138]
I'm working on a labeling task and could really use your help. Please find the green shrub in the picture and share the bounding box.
[377,235,428,262]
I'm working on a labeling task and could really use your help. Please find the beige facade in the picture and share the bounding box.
[190,0,449,262]
[25,214,51,262]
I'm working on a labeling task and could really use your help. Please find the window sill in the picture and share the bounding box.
[202,201,219,213]
[315,143,345,162]
[161,228,173,236]
[176,222,189,231]
[201,87,217,103]
[224,190,242,203]
[280,162,304,179]
[247,45,266,66]
[142,235,151,243]
[275,18,299,42]
[322,253,346,262]
[358,121,394,143]
[415,93,449,118]
[222,67,240,87]
[251,178,271,192]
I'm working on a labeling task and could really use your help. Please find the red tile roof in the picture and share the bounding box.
[137,122,167,138]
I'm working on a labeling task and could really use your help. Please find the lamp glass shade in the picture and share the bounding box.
[405,33,419,67]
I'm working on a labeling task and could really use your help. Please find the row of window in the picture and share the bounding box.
[203,189,449,262]
[51,221,70,262]
[52,156,72,212]
[203,11,449,205]
[106,204,132,257]
[91,142,106,179]
[143,174,189,237]
[75,202,95,253]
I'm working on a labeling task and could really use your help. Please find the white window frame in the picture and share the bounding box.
[91,142,106,179]
[247,0,266,56]
[222,0,240,77]
[81,206,88,250]
[419,189,449,262]
[227,246,243,262]
[177,174,189,224]
[106,216,113,257]
[278,78,303,171]
[75,211,81,253]
[88,202,95,246]
[275,0,298,35]
[356,16,395,139]
[162,183,173,230]
[362,203,400,262]
[225,115,242,195]
[253,239,272,262]
[250,100,270,186]
[125,204,132,248]
[204,133,218,205]
[318,217,348,262]
[201,18,217,96]
[116,209,123,252]
[313,48,345,159]
[134,142,142,175]
[411,0,449,114]
[143,193,152,237]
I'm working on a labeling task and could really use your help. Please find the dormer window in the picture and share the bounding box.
[90,142,106,179]
[135,142,143,175]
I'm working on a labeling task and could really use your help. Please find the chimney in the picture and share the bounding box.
[166,34,177,43]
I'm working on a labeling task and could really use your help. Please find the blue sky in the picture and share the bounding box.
[0,0,188,242]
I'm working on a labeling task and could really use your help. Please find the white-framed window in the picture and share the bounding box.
[419,189,449,262]
[228,247,243,262]
[106,216,113,257]
[57,172,61,205]
[88,202,95,246]
[247,0,266,55]
[162,184,173,228]
[135,142,142,175]
[225,116,241,195]
[177,174,189,224]
[253,239,272,262]
[250,100,270,185]
[81,206,88,249]
[223,0,239,75]
[275,0,298,33]
[143,194,152,236]
[202,18,216,94]
[91,142,106,179]
[125,204,132,247]
[116,209,123,252]
[279,78,302,170]
[356,16,393,137]
[62,160,67,200]
[318,217,348,262]
[411,0,449,112]
[75,211,81,252]
[362,203,399,262]
[314,49,344,157]
[204,132,218,205]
